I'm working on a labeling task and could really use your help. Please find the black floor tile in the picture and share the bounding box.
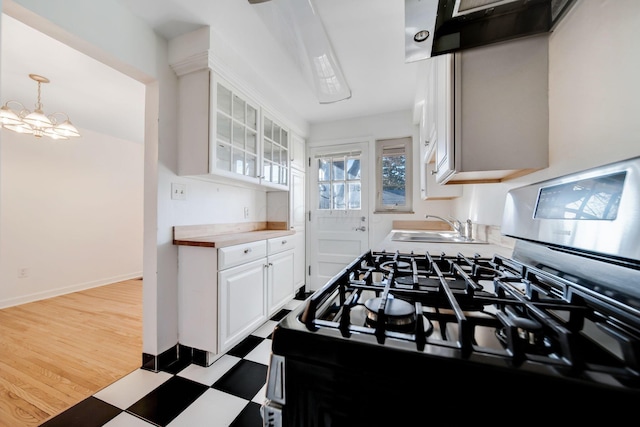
[270,309,290,322]
[212,360,268,400]
[40,396,121,427]
[230,401,264,427]
[126,375,208,426]
[227,335,264,358]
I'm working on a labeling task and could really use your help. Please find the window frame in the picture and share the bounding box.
[375,137,413,213]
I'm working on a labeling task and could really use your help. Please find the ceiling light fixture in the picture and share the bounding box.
[250,0,351,104]
[0,74,80,140]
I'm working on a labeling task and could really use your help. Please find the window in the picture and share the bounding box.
[317,152,362,210]
[375,137,413,213]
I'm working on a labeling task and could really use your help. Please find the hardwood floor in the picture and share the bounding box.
[0,279,143,427]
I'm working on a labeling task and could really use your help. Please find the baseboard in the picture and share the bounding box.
[0,271,143,309]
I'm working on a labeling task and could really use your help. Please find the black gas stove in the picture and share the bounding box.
[262,157,640,426]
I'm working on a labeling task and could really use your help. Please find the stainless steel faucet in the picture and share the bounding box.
[425,215,473,240]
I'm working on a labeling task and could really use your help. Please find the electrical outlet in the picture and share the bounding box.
[171,183,187,200]
[18,268,29,278]
[244,207,249,219]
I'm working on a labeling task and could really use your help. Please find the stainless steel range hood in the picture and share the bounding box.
[406,0,576,62]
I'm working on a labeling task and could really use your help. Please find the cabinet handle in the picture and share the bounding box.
[281,240,287,244]
[431,169,438,175]
[244,248,252,254]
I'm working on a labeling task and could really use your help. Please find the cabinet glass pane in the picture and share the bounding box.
[217,84,232,116]
[332,159,345,180]
[272,146,281,165]
[247,105,257,130]
[233,122,244,148]
[318,159,330,182]
[233,95,246,123]
[263,162,272,182]
[217,113,231,144]
[247,130,257,153]
[263,140,273,162]
[281,166,288,186]
[246,154,257,178]
[273,124,281,144]
[282,130,289,149]
[347,158,361,179]
[216,143,231,171]
[233,150,245,175]
[264,117,273,140]
[272,164,281,184]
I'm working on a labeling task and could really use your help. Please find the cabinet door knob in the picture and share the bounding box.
[244,248,252,254]
[281,240,287,244]
[431,169,438,175]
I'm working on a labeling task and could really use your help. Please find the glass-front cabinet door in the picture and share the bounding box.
[262,110,289,190]
[212,75,260,185]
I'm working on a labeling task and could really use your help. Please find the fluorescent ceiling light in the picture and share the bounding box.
[250,0,351,104]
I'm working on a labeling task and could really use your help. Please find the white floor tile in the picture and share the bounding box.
[103,411,156,426]
[166,388,248,427]
[177,354,241,386]
[252,320,277,338]
[94,369,173,410]
[284,299,304,310]
[244,339,272,365]
[252,383,267,405]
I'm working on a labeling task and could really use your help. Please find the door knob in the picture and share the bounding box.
[354,226,366,232]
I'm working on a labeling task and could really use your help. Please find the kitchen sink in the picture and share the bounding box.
[390,230,488,244]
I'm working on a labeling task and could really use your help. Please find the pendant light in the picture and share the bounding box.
[0,74,80,140]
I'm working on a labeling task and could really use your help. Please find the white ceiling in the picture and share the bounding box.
[1,0,421,142]
[1,14,146,143]
[118,0,422,126]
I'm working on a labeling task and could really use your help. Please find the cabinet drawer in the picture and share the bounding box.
[268,236,295,255]
[218,240,267,270]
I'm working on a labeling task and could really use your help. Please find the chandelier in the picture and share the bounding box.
[0,74,80,140]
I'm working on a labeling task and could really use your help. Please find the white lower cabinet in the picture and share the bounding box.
[218,258,267,354]
[179,235,296,361]
[267,250,294,316]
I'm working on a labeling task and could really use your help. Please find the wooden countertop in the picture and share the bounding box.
[173,222,295,248]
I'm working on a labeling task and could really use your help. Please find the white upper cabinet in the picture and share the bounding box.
[170,33,293,191]
[290,133,306,172]
[176,71,290,191]
[432,35,549,185]
[212,75,262,186]
[261,109,290,189]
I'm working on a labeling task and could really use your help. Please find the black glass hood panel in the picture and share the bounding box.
[431,0,576,56]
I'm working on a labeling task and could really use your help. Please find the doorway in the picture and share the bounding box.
[308,141,370,291]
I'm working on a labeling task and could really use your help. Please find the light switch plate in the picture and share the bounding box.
[171,183,187,200]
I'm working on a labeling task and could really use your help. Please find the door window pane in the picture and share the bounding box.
[347,158,361,179]
[332,159,345,180]
[332,183,345,209]
[348,183,361,209]
[318,159,330,182]
[318,183,330,209]
[316,154,361,210]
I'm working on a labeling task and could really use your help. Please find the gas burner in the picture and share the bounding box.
[380,260,411,272]
[364,296,415,329]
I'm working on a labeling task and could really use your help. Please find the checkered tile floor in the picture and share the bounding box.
[41,299,303,427]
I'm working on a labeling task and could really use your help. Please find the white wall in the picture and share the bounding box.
[309,109,454,246]
[2,0,279,358]
[0,129,144,308]
[455,0,640,226]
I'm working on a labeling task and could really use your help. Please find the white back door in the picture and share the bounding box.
[308,142,369,291]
